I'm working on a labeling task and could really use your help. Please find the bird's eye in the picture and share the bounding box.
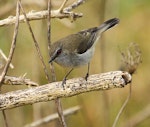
[56,48,62,55]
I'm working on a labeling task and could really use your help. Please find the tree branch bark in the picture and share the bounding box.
[0,71,131,111]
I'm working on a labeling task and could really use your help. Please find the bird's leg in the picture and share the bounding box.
[85,63,90,81]
[62,68,74,89]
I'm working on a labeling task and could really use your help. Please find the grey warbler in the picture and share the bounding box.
[49,18,119,88]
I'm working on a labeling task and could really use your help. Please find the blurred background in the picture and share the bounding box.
[0,0,150,127]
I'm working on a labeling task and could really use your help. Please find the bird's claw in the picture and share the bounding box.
[85,73,89,81]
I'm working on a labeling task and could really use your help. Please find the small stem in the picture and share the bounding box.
[59,0,69,12]
[2,110,9,127]
[47,1,67,127]
[55,99,67,127]
[112,83,132,127]
[47,0,51,54]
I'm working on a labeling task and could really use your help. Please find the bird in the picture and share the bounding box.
[49,18,119,89]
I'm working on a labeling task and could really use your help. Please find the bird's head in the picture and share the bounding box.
[49,45,62,63]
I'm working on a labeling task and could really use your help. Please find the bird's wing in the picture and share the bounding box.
[77,27,98,54]
[58,27,99,54]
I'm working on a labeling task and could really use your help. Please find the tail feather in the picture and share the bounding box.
[97,18,120,32]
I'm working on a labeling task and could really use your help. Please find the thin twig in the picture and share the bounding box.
[18,1,50,82]
[47,1,67,127]
[0,0,20,88]
[24,106,80,127]
[59,0,69,12]
[55,99,67,127]
[0,71,132,111]
[47,4,56,80]
[63,0,86,22]
[47,0,51,54]
[47,0,56,81]
[64,0,86,12]
[2,110,9,127]
[112,83,132,127]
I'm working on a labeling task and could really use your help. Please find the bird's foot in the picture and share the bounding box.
[85,73,89,81]
[84,73,89,89]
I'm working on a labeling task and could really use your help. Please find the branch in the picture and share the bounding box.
[0,0,84,27]
[24,106,80,127]
[1,75,38,87]
[0,71,131,111]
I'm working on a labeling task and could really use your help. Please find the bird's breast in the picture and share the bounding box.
[55,47,95,67]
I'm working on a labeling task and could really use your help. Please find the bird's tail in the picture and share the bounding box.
[97,18,119,33]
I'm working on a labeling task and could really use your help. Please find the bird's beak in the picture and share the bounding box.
[49,54,57,63]
[49,58,53,63]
